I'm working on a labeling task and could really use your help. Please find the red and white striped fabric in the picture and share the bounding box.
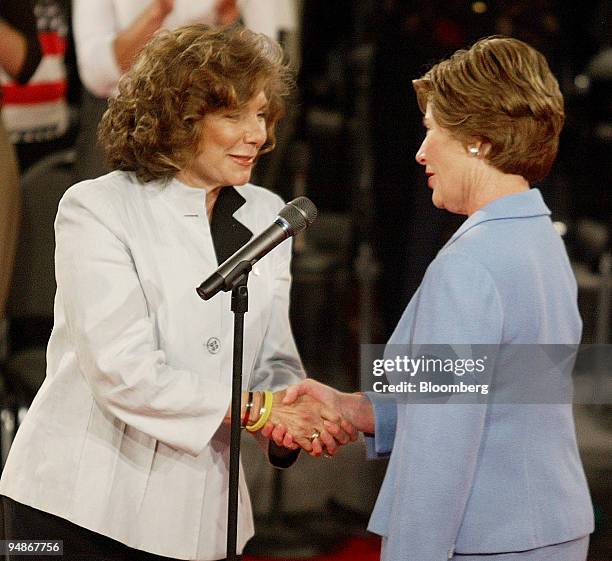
[1,0,69,144]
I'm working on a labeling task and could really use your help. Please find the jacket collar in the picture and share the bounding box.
[161,178,254,263]
[444,188,551,250]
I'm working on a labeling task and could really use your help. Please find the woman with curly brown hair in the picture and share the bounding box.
[0,24,354,561]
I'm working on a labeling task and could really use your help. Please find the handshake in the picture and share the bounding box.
[237,380,375,457]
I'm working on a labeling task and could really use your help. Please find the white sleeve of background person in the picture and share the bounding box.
[72,0,123,97]
[239,0,297,40]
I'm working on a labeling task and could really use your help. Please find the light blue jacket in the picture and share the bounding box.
[366,189,594,560]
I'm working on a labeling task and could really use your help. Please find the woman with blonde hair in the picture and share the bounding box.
[283,36,594,561]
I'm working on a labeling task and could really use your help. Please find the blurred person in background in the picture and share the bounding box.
[0,25,353,561]
[73,0,295,98]
[0,0,42,86]
[0,118,19,337]
[0,0,42,355]
[0,0,75,173]
[281,36,594,561]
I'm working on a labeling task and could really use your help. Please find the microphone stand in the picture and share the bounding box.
[200,261,252,561]
[197,198,316,559]
[227,276,248,561]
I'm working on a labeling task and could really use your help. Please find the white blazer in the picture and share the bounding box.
[0,172,305,560]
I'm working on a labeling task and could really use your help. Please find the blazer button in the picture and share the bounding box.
[206,337,221,354]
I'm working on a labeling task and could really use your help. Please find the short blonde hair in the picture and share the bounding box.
[413,36,564,183]
[98,24,293,183]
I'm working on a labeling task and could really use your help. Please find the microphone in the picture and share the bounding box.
[196,196,317,300]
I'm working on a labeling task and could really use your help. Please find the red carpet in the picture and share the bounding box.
[244,536,381,561]
[243,534,610,560]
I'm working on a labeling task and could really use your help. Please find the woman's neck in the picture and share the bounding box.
[175,170,222,219]
[467,170,530,216]
[205,188,221,219]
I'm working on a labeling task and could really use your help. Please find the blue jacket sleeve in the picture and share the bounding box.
[363,393,397,458]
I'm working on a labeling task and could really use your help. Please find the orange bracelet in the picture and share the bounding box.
[241,391,254,428]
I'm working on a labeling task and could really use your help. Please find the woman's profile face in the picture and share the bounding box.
[179,91,268,191]
[415,104,475,215]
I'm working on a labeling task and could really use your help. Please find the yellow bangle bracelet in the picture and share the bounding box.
[246,391,273,432]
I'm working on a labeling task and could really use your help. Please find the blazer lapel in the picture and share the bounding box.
[210,186,253,265]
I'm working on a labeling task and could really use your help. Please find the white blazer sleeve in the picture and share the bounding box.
[72,0,123,97]
[54,185,230,456]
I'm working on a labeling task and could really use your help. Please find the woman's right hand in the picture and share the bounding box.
[282,379,375,437]
[263,389,358,456]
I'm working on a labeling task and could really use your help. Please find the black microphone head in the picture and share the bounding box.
[278,197,318,234]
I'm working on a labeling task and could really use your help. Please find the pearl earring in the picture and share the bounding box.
[468,145,480,156]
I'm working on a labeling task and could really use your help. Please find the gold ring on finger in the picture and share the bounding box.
[309,430,320,442]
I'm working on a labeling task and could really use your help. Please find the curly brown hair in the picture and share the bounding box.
[98,24,294,182]
[413,36,564,183]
